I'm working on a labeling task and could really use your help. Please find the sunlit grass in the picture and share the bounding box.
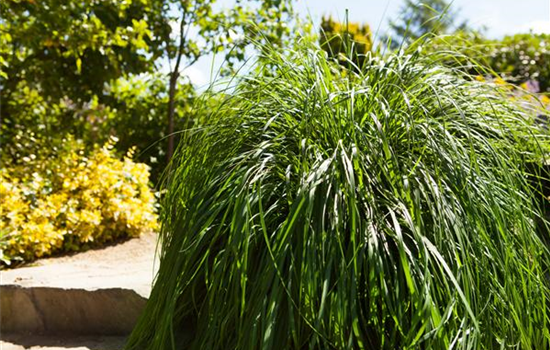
[126,40,550,349]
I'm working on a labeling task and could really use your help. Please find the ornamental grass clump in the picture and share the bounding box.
[127,43,550,349]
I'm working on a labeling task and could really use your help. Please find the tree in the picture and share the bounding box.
[160,0,295,160]
[0,0,169,164]
[0,0,297,166]
[0,0,166,103]
[387,0,467,48]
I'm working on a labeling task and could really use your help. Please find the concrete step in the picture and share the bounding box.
[1,286,146,335]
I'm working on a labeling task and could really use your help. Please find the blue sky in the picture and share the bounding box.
[183,0,550,86]
[296,0,550,38]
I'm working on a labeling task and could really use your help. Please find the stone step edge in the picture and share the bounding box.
[1,285,146,336]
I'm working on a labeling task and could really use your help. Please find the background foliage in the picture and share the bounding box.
[424,31,550,93]
[0,0,163,102]
[0,0,297,185]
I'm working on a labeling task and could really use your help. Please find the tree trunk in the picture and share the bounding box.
[167,71,178,161]
[166,14,186,162]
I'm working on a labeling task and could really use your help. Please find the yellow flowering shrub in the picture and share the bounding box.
[320,16,372,68]
[0,138,158,265]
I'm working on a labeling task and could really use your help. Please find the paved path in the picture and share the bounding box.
[0,233,159,349]
[1,232,159,298]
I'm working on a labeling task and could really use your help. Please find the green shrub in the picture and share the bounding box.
[0,138,158,265]
[320,16,373,68]
[424,31,550,92]
[103,74,196,182]
[1,74,196,186]
[489,33,550,92]
[127,43,550,349]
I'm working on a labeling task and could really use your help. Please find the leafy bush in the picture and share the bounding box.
[320,16,372,68]
[0,138,158,265]
[1,81,114,163]
[0,0,165,103]
[488,33,550,92]
[103,74,196,182]
[1,74,196,186]
[424,31,550,92]
[126,43,550,349]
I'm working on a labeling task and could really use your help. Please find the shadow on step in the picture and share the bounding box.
[1,285,146,336]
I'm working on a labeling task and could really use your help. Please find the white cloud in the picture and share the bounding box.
[156,57,209,88]
[182,65,208,87]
